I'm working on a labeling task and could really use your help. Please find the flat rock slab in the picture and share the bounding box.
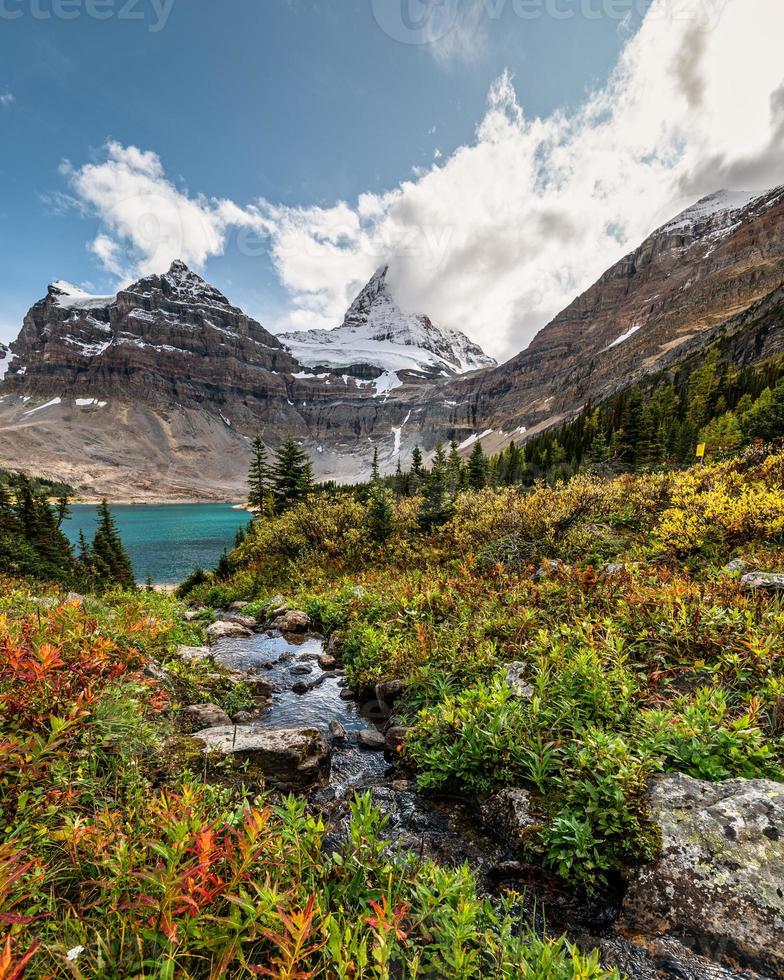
[215,612,258,629]
[206,620,253,643]
[191,725,330,792]
[621,773,784,977]
[177,645,213,665]
[740,571,784,592]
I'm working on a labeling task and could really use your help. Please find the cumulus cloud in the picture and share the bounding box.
[0,91,14,107]
[64,0,784,360]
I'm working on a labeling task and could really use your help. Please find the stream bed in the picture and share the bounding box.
[209,628,761,980]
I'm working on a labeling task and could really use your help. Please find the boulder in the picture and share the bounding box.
[271,610,311,633]
[263,594,287,616]
[232,710,259,724]
[206,620,253,643]
[621,773,784,976]
[601,562,625,577]
[183,609,205,622]
[504,662,534,700]
[481,788,538,847]
[181,703,231,731]
[215,612,258,629]
[228,601,250,611]
[375,679,404,708]
[357,729,386,751]
[723,558,751,575]
[290,664,313,676]
[325,632,343,657]
[329,720,348,741]
[318,654,337,670]
[384,725,408,753]
[191,726,330,791]
[740,571,784,593]
[177,645,213,666]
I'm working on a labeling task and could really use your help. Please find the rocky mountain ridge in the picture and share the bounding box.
[1,186,783,499]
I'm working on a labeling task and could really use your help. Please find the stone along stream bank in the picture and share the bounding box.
[174,606,782,980]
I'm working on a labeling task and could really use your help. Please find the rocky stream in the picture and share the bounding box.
[176,611,782,980]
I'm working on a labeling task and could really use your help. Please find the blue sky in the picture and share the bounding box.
[1,0,782,360]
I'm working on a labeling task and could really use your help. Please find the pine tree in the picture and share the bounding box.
[247,436,273,514]
[272,438,314,513]
[367,484,394,544]
[586,428,610,472]
[371,446,380,482]
[417,442,454,533]
[467,441,487,489]
[411,445,423,476]
[92,500,135,590]
[54,492,71,528]
[446,440,462,493]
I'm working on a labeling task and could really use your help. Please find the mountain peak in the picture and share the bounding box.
[281,267,496,377]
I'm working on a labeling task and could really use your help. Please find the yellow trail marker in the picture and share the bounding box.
[696,443,706,459]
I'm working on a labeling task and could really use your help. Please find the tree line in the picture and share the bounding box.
[0,473,134,590]
[237,343,784,552]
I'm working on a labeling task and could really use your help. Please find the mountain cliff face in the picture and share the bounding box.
[1,186,783,499]
[417,185,784,451]
[0,263,486,497]
[280,266,496,380]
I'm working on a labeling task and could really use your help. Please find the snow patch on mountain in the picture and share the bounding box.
[280,266,496,377]
[662,186,784,238]
[51,281,115,310]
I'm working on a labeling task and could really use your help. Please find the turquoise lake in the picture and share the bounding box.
[64,504,252,585]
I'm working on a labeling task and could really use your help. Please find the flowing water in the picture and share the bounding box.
[209,628,756,980]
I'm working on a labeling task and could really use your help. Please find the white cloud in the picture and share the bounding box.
[0,91,14,107]
[64,0,784,360]
[255,0,784,359]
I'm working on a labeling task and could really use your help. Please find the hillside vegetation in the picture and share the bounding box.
[187,445,784,889]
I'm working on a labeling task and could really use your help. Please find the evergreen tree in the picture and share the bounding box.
[272,438,314,513]
[417,442,454,533]
[247,436,273,514]
[411,445,423,477]
[54,492,71,528]
[92,500,135,590]
[446,440,463,493]
[467,441,487,489]
[371,446,380,482]
[367,484,394,544]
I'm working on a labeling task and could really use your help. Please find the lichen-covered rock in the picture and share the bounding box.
[206,620,253,643]
[621,773,784,976]
[722,558,751,575]
[177,645,213,666]
[271,610,311,633]
[181,703,231,731]
[504,662,534,700]
[740,571,784,592]
[191,726,330,791]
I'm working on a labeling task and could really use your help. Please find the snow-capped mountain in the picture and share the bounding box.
[280,266,496,378]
